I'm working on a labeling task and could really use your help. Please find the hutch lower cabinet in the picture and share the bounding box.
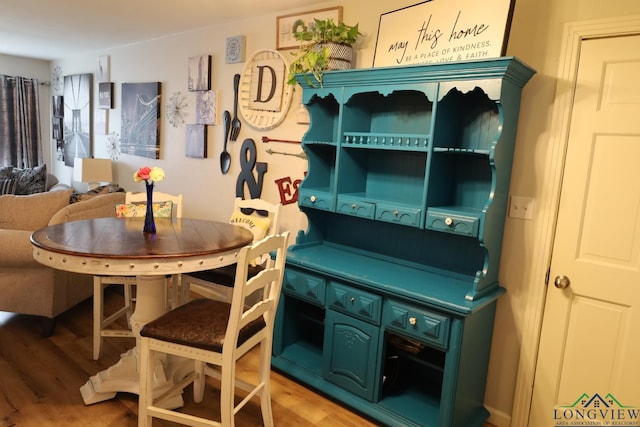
[272,58,535,427]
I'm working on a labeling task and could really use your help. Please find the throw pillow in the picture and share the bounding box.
[229,210,272,242]
[0,189,72,231]
[12,164,47,195]
[71,184,124,203]
[0,166,14,180]
[115,201,174,218]
[0,178,16,195]
[229,211,272,266]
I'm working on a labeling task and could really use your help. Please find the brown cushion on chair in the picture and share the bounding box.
[187,264,265,288]
[140,298,265,352]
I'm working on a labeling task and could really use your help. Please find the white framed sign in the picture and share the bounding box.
[373,0,515,68]
[239,50,294,130]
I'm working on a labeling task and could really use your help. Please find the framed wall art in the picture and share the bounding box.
[185,124,207,158]
[97,55,110,83]
[239,49,293,130]
[226,35,246,64]
[195,90,218,125]
[373,0,515,67]
[276,6,342,50]
[98,82,113,109]
[188,54,211,91]
[63,73,92,166]
[120,82,161,159]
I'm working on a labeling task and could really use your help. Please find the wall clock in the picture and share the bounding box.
[106,131,121,160]
[225,35,246,64]
[166,91,188,128]
[239,49,293,130]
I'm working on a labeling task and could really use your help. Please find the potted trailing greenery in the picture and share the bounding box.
[287,18,362,87]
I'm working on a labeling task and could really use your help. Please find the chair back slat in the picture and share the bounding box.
[225,232,289,351]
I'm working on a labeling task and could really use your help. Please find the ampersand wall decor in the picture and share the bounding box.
[236,138,268,202]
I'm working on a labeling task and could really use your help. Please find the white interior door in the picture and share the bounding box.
[529,34,640,425]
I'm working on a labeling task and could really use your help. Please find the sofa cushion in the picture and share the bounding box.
[0,178,17,195]
[49,192,126,225]
[0,189,72,231]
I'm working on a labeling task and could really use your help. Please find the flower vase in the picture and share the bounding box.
[143,182,156,234]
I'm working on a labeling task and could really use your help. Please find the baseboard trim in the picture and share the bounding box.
[486,405,511,427]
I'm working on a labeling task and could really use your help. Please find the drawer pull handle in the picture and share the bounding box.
[310,195,317,203]
[352,204,356,209]
[409,317,417,326]
[350,297,355,303]
[445,217,454,226]
[394,210,399,216]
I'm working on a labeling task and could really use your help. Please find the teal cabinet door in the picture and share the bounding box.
[323,310,381,401]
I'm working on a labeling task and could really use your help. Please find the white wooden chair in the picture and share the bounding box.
[180,197,281,303]
[92,191,183,360]
[138,231,289,427]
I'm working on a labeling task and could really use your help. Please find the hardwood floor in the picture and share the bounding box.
[0,288,497,427]
[0,288,376,427]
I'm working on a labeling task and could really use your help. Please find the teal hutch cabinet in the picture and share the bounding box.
[272,57,535,427]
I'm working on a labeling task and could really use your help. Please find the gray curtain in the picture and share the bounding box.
[0,75,43,168]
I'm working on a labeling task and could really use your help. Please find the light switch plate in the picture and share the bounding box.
[509,196,535,220]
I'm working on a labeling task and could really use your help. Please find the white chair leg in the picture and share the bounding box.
[193,360,205,403]
[138,338,151,427]
[123,283,133,324]
[220,362,236,427]
[258,342,274,427]
[93,276,103,361]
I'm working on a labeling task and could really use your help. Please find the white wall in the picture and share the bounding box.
[21,0,640,424]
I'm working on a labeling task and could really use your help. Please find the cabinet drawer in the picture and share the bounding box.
[336,196,376,219]
[299,189,334,212]
[282,268,326,307]
[327,282,382,325]
[425,208,480,237]
[383,300,450,350]
[375,203,422,227]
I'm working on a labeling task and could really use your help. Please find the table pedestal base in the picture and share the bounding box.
[80,348,188,408]
[81,275,190,407]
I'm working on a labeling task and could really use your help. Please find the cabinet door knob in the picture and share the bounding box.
[409,317,417,326]
[352,204,356,209]
[554,275,571,289]
[310,195,317,203]
[350,297,355,303]
[445,217,454,226]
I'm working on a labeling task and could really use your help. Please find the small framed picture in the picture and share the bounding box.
[185,124,207,158]
[52,95,63,117]
[195,90,218,125]
[52,117,63,140]
[97,55,110,83]
[94,108,108,135]
[276,6,342,50]
[98,82,114,109]
[226,35,246,64]
[188,55,212,91]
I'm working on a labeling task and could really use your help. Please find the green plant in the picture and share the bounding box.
[287,18,362,86]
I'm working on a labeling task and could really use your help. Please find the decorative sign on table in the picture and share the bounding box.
[373,0,515,67]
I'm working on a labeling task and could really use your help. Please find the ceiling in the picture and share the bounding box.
[0,0,322,60]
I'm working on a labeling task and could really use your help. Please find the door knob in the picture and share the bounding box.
[554,275,571,289]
